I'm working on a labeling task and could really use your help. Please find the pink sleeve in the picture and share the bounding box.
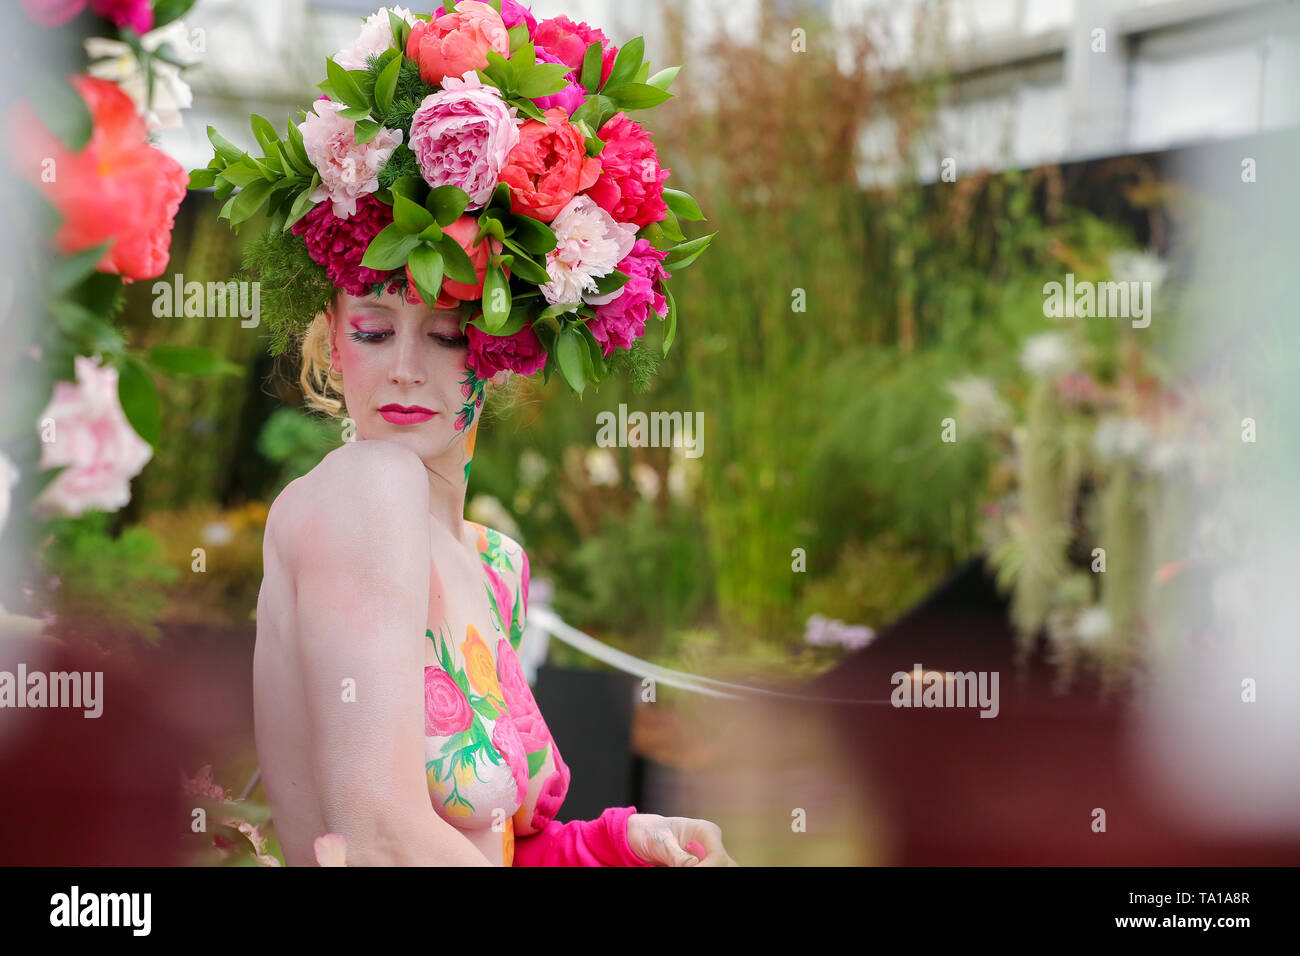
[512,805,655,867]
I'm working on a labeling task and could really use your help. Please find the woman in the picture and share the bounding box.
[253,287,736,866]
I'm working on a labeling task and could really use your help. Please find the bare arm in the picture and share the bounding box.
[293,441,490,866]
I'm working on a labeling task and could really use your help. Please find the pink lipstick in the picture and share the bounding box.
[379,404,436,425]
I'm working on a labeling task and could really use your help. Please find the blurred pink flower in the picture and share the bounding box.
[21,0,153,32]
[34,355,152,517]
[314,833,348,866]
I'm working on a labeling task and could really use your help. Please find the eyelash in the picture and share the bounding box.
[346,330,469,348]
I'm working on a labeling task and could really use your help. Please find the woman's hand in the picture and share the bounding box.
[627,813,738,866]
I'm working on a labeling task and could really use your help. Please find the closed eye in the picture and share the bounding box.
[345,330,468,348]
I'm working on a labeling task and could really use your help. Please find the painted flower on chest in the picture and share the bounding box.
[424,667,473,736]
[461,624,505,706]
[491,714,529,804]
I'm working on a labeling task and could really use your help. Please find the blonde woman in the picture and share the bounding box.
[253,288,736,866]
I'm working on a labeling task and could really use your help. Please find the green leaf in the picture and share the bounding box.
[591,269,630,297]
[390,175,424,203]
[407,244,446,305]
[646,66,680,92]
[601,82,673,110]
[467,304,528,337]
[187,167,217,190]
[481,265,511,331]
[474,214,507,246]
[510,215,557,255]
[393,193,435,234]
[152,0,197,28]
[325,57,368,110]
[387,9,412,52]
[606,36,644,89]
[576,321,605,385]
[32,73,92,152]
[436,235,478,284]
[51,301,125,357]
[284,186,318,230]
[555,328,586,395]
[206,126,245,165]
[537,301,582,321]
[115,354,160,448]
[663,187,705,221]
[580,40,604,92]
[418,222,444,242]
[353,119,381,145]
[216,161,264,189]
[360,222,421,270]
[49,243,114,295]
[146,346,242,378]
[336,105,371,121]
[249,114,279,158]
[516,62,572,98]
[425,184,470,226]
[229,178,275,226]
[375,54,402,117]
[662,232,714,271]
[497,238,550,284]
[658,206,686,242]
[285,114,312,171]
[662,283,678,356]
[508,97,548,123]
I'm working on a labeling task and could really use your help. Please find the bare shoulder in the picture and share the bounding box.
[267,440,430,571]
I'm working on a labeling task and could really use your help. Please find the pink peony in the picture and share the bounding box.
[425,667,474,736]
[406,0,510,87]
[298,98,403,220]
[587,239,671,355]
[585,112,671,229]
[33,355,153,517]
[537,194,637,306]
[408,71,521,208]
[532,15,618,92]
[483,563,515,631]
[497,106,601,223]
[466,320,547,378]
[490,714,529,804]
[291,194,397,297]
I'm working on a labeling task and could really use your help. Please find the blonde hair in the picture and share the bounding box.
[295,291,526,419]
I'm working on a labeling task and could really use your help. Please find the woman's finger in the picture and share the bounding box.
[685,823,733,867]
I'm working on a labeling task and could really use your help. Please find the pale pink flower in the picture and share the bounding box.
[315,833,349,866]
[299,99,404,220]
[34,355,152,517]
[538,194,637,305]
[409,70,521,208]
[334,5,418,71]
[0,451,18,538]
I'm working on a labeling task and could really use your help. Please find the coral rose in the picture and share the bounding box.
[8,75,188,281]
[406,0,510,87]
[497,106,601,223]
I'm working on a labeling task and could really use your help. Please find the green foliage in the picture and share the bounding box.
[41,511,180,650]
[237,230,334,356]
[256,408,340,497]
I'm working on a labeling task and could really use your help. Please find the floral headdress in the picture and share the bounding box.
[190,1,713,396]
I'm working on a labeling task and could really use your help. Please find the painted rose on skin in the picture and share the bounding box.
[425,666,473,736]
[461,624,505,705]
[406,0,510,87]
[491,714,530,804]
[33,355,153,517]
[497,106,601,223]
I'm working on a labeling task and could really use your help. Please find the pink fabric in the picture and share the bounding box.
[512,805,654,867]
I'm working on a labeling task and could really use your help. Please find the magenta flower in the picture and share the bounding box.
[587,239,671,355]
[585,112,670,229]
[291,193,396,297]
[532,47,586,116]
[466,320,548,378]
[21,0,153,33]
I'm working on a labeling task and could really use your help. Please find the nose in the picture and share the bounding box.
[389,330,425,386]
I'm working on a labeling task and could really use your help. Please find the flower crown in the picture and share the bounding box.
[189,1,712,396]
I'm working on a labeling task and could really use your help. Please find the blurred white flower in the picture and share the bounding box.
[584,448,620,486]
[667,454,701,502]
[528,575,555,609]
[200,521,234,546]
[467,494,521,540]
[1074,606,1112,646]
[518,448,548,488]
[0,451,19,537]
[85,20,203,132]
[632,462,660,500]
[946,377,1011,434]
[1109,249,1168,292]
[1020,332,1076,379]
[1093,416,1149,461]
